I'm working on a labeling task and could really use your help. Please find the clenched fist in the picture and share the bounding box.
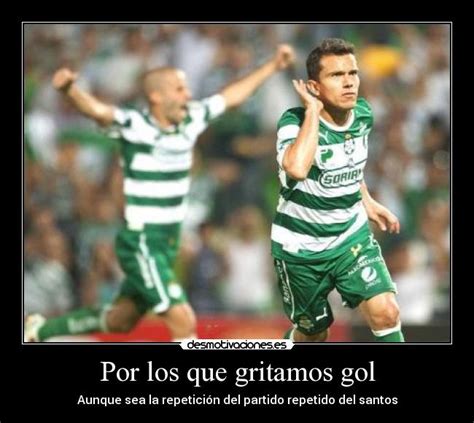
[52,68,79,92]
[274,44,296,70]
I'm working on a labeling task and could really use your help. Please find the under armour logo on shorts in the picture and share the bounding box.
[350,244,362,257]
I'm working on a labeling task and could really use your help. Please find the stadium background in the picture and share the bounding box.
[23,23,450,341]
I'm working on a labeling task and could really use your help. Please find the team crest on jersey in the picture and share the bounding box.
[344,134,355,155]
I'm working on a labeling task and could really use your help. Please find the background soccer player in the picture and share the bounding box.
[25,43,296,342]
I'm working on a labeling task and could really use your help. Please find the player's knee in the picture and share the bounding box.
[107,317,137,333]
[179,311,197,337]
[371,304,400,330]
[165,304,197,338]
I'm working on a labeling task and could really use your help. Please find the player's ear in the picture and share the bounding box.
[149,91,162,105]
[307,80,320,97]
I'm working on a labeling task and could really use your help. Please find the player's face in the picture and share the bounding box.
[312,54,360,111]
[160,70,192,125]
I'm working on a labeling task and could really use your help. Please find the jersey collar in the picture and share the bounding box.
[319,110,355,132]
[144,108,179,135]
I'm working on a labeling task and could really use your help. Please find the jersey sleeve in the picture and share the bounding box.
[356,97,374,129]
[276,108,304,167]
[182,94,227,142]
[201,94,226,122]
[102,107,137,141]
[187,94,226,126]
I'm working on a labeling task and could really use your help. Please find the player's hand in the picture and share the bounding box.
[274,44,296,70]
[364,199,400,234]
[52,68,79,92]
[292,79,324,113]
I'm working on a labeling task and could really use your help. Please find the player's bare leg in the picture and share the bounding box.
[24,297,143,342]
[358,292,405,342]
[105,297,142,333]
[159,302,197,341]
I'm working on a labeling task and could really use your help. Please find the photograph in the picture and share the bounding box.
[23,22,450,344]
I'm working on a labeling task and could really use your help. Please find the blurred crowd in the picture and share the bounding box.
[24,23,450,328]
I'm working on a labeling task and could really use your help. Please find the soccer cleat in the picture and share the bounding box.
[24,314,46,342]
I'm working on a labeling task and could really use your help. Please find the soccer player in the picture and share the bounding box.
[25,44,296,342]
[272,39,404,342]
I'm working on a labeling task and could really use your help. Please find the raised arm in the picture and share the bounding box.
[282,80,324,181]
[52,68,115,126]
[361,181,400,234]
[219,44,295,109]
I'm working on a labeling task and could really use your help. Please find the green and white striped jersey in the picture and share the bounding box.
[106,94,226,233]
[271,97,374,262]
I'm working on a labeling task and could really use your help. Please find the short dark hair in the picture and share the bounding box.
[306,38,355,80]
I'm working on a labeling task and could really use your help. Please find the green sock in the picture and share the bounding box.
[38,307,106,341]
[373,330,405,342]
[283,328,294,340]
